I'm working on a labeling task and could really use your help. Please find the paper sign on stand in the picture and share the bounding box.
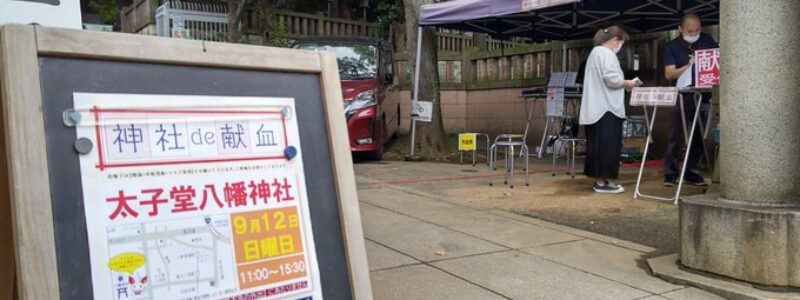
[546,87,565,117]
[458,134,477,151]
[630,87,679,107]
[695,48,720,88]
[413,101,433,122]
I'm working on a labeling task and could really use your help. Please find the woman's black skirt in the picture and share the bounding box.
[584,112,624,179]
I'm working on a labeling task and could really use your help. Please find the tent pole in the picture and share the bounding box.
[409,26,423,158]
[561,42,567,71]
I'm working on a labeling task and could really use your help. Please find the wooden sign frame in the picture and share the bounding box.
[0,24,371,300]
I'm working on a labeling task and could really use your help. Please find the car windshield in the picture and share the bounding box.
[294,42,377,80]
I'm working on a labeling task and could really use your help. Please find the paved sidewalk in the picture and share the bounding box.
[357,175,724,299]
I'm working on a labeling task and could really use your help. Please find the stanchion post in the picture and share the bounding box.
[674,92,704,204]
[634,106,658,199]
[408,26,423,159]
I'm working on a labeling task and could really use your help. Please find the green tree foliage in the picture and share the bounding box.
[267,21,293,47]
[89,0,119,24]
[375,0,404,39]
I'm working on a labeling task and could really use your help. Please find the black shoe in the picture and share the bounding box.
[548,136,559,147]
[663,175,677,187]
[685,174,708,186]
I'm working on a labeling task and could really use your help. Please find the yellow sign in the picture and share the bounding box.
[108,252,146,274]
[458,133,477,151]
[231,207,306,290]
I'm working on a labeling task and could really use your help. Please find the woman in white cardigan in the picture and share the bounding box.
[580,26,636,194]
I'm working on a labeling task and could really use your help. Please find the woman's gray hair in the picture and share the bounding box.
[593,26,630,46]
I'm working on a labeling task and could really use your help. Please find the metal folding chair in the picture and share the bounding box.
[551,137,584,179]
[489,134,530,188]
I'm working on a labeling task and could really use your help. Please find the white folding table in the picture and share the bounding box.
[632,87,713,205]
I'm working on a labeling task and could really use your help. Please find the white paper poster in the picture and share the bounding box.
[413,100,433,122]
[0,0,82,29]
[546,87,565,117]
[676,67,692,88]
[547,72,578,88]
[547,72,568,87]
[73,93,322,300]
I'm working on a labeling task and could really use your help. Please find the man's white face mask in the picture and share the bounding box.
[683,34,700,44]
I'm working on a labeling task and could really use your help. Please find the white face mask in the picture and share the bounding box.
[613,41,623,54]
[683,34,700,44]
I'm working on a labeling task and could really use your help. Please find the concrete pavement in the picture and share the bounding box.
[356,169,725,299]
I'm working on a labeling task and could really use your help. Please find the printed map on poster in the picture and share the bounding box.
[73,93,322,300]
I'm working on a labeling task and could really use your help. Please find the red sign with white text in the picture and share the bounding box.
[694,48,720,88]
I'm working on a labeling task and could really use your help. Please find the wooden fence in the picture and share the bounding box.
[393,32,669,91]
[120,0,159,34]
[120,0,525,53]
[121,0,377,39]
[274,11,377,39]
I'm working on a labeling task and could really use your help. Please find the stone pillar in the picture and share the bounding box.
[720,1,800,205]
[680,0,800,287]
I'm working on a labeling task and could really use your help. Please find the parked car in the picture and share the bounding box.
[292,37,400,160]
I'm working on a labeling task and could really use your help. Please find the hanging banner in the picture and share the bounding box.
[73,93,322,300]
[694,48,721,88]
[522,0,579,12]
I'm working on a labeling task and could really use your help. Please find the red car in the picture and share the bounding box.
[293,37,400,160]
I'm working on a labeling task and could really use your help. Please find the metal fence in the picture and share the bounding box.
[155,1,228,41]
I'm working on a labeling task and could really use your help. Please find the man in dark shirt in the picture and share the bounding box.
[662,13,718,187]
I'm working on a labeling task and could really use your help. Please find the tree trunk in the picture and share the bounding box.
[472,33,488,51]
[227,0,246,42]
[329,0,340,17]
[261,0,277,45]
[404,0,448,158]
[338,0,351,19]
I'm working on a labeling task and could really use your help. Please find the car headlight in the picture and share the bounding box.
[345,90,377,118]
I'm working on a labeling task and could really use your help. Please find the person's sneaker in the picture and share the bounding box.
[663,175,677,187]
[606,181,626,192]
[593,182,625,194]
[685,174,708,186]
[547,136,559,147]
